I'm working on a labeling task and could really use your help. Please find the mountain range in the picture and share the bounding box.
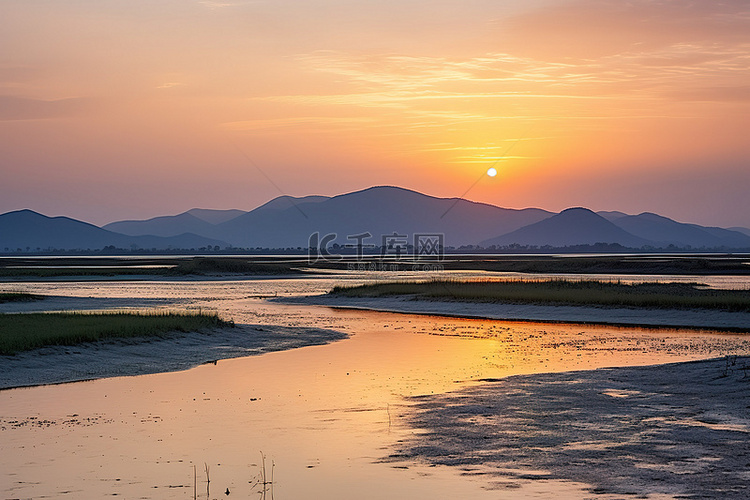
[104,186,553,249]
[2,186,749,252]
[0,210,225,252]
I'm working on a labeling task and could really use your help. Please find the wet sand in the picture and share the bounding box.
[390,355,750,499]
[3,310,615,500]
[0,324,347,390]
[2,278,750,498]
[286,294,750,331]
[3,307,750,498]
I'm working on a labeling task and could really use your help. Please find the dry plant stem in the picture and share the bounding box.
[251,451,274,499]
[205,463,210,498]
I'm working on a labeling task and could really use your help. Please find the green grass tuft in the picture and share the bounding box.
[330,279,750,312]
[0,310,234,355]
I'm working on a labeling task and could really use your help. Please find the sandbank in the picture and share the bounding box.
[0,323,346,389]
[390,355,750,498]
[283,294,750,331]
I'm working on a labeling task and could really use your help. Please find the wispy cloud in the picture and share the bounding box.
[253,35,749,122]
[499,0,750,60]
[447,155,540,164]
[0,66,43,92]
[155,82,185,89]
[0,95,89,121]
[233,21,749,166]
[668,85,750,103]
[196,0,256,9]
[222,115,376,131]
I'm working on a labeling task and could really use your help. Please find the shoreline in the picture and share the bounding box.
[3,275,750,498]
[0,272,322,283]
[391,355,750,498]
[0,324,347,390]
[4,291,749,390]
[279,294,750,332]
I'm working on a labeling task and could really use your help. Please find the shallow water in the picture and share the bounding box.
[393,356,750,498]
[2,276,750,499]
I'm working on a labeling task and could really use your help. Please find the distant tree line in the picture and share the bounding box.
[2,241,750,256]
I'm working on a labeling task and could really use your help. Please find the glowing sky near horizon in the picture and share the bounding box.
[1,0,749,227]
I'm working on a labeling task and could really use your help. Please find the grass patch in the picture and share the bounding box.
[0,292,43,304]
[330,279,750,312]
[0,310,233,355]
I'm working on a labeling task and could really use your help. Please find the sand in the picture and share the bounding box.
[3,281,750,498]
[284,294,750,331]
[274,294,750,498]
[389,355,750,499]
[0,293,349,389]
[0,324,346,389]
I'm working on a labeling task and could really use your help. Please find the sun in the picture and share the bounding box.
[487,167,497,177]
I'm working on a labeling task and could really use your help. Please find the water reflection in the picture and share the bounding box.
[1,276,749,499]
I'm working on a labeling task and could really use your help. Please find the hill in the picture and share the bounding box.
[214,186,552,248]
[481,207,651,248]
[610,213,750,249]
[5,186,750,252]
[0,210,226,251]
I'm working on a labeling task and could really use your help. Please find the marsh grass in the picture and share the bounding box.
[0,310,233,355]
[0,292,43,303]
[330,279,750,312]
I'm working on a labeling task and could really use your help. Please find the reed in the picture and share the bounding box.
[330,279,750,312]
[250,451,275,499]
[0,310,233,355]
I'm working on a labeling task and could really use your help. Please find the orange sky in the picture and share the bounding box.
[1,0,749,227]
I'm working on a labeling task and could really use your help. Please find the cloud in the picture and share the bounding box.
[278,51,618,104]
[155,82,185,89]
[498,0,750,60]
[669,85,750,103]
[196,0,262,9]
[0,96,89,121]
[237,28,748,167]
[0,66,42,89]
[263,33,750,117]
[222,115,376,131]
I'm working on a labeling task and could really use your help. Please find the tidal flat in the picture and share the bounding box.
[0,310,233,355]
[2,274,750,498]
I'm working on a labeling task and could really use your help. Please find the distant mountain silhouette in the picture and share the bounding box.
[213,186,552,248]
[254,195,330,211]
[597,210,629,222]
[103,198,328,237]
[696,226,750,248]
[0,210,226,251]
[185,208,246,225]
[729,226,750,237]
[481,207,651,248]
[103,212,218,238]
[610,213,750,248]
[4,187,750,252]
